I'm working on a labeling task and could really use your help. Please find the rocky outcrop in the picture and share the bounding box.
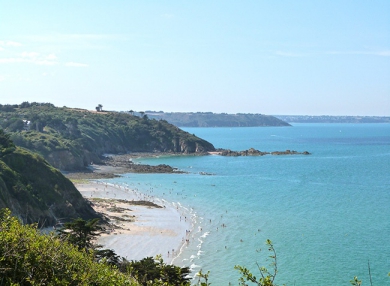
[218,148,311,157]
[219,148,269,156]
[271,150,311,155]
[126,163,183,173]
[103,155,185,174]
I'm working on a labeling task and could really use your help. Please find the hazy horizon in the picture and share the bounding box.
[1,1,389,116]
[1,101,390,118]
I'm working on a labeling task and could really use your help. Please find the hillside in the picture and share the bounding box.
[0,130,100,227]
[145,111,290,127]
[0,103,215,170]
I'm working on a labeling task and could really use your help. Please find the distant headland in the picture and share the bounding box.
[144,111,290,127]
[274,115,390,123]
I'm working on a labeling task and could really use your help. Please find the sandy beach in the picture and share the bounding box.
[76,181,192,264]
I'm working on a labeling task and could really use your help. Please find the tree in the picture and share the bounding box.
[127,255,191,285]
[57,217,128,269]
[19,101,32,108]
[0,129,14,148]
[0,104,16,112]
[57,217,102,252]
[96,104,103,112]
[6,118,24,132]
[0,129,15,157]
[95,248,122,266]
[0,209,132,285]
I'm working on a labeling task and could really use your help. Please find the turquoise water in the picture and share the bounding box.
[105,124,390,285]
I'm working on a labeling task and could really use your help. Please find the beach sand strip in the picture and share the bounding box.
[76,182,191,264]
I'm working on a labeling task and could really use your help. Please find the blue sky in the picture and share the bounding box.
[0,1,389,115]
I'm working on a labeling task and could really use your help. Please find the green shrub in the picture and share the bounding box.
[0,208,134,285]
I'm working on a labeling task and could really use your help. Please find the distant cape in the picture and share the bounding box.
[145,112,290,127]
[274,115,390,123]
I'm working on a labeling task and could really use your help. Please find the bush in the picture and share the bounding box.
[0,209,134,285]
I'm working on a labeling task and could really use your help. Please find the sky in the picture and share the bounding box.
[0,1,389,116]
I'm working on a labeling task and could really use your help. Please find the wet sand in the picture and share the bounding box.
[76,181,191,264]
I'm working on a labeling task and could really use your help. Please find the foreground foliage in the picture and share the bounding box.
[0,208,133,285]
[57,217,103,252]
[58,217,192,285]
[235,239,283,286]
[0,210,195,285]
[127,256,191,286]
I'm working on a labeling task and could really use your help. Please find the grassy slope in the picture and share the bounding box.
[0,104,215,170]
[0,147,100,227]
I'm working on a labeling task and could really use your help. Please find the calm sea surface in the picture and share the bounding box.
[104,124,390,285]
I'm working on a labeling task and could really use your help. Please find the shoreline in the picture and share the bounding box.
[75,180,192,264]
[64,149,311,180]
[64,153,192,180]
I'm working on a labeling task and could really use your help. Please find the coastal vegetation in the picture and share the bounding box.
[0,210,194,285]
[0,102,215,170]
[0,129,99,227]
[0,209,133,285]
[145,111,291,127]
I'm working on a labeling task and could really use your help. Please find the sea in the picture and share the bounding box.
[102,123,390,285]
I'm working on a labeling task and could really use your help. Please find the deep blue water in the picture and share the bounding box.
[105,124,390,285]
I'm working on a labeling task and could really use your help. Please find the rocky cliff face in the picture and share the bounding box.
[46,150,84,170]
[46,150,102,171]
[43,137,213,170]
[0,147,101,227]
[178,140,210,153]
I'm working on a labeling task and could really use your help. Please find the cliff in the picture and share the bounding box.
[0,103,216,170]
[0,130,100,227]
